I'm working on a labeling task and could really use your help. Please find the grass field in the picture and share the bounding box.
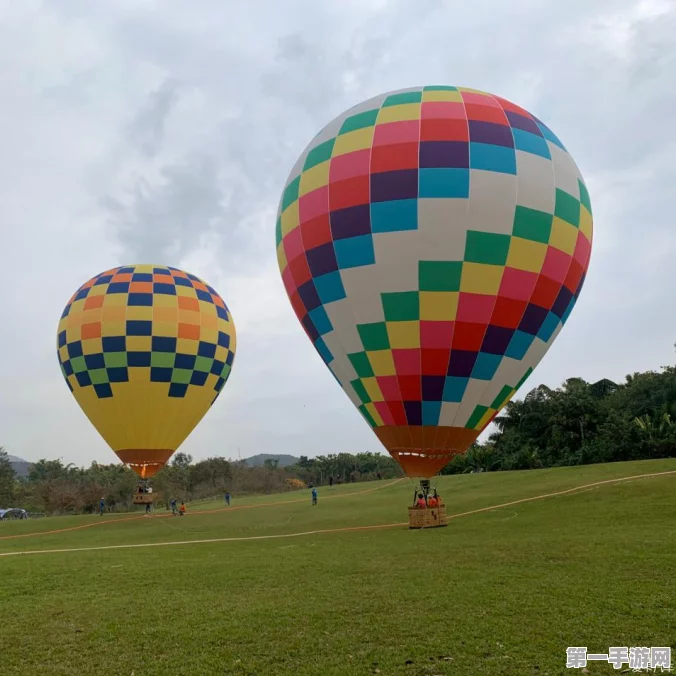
[1,459,675,676]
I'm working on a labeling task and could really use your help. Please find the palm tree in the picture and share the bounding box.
[634,412,673,441]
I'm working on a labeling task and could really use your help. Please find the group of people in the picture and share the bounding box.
[414,492,441,509]
[101,481,435,522]
[98,488,187,517]
[170,498,187,516]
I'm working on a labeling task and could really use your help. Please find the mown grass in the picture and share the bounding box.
[1,459,675,675]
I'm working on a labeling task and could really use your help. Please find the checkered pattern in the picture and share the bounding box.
[276,86,593,468]
[57,265,236,403]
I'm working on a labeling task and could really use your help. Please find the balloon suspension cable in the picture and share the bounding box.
[406,476,420,505]
[419,479,431,504]
[410,478,435,506]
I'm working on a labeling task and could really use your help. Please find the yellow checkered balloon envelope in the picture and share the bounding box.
[276,86,593,478]
[56,264,236,478]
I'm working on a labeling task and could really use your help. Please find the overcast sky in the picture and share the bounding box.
[0,0,674,467]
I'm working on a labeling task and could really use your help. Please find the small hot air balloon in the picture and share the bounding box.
[276,86,592,481]
[56,264,236,482]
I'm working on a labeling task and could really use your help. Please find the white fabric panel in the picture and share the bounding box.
[417,198,469,260]
[339,265,385,325]
[466,170,517,234]
[323,298,365,354]
[515,151,555,212]
[550,143,581,199]
[373,231,419,292]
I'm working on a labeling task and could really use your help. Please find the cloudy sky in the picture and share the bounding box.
[0,0,674,467]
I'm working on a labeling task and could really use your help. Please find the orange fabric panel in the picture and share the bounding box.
[375,425,480,478]
[115,448,174,478]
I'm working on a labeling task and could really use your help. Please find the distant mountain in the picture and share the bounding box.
[7,455,31,478]
[243,454,300,468]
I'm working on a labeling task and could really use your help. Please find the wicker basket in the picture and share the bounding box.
[407,503,448,529]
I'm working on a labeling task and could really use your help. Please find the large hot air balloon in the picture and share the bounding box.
[276,86,592,479]
[56,264,236,479]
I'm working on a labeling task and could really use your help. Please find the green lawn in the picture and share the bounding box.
[1,459,675,675]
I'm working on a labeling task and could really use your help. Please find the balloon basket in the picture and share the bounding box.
[132,493,153,506]
[408,479,447,529]
[408,503,448,529]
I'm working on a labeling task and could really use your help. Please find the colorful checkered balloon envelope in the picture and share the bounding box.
[56,264,236,478]
[276,86,593,478]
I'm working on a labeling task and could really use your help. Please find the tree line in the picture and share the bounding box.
[0,448,400,516]
[3,351,676,514]
[442,353,676,474]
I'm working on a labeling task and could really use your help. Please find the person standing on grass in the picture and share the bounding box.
[144,485,153,514]
[311,487,318,506]
[99,497,105,516]
[170,498,177,515]
[225,492,231,506]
